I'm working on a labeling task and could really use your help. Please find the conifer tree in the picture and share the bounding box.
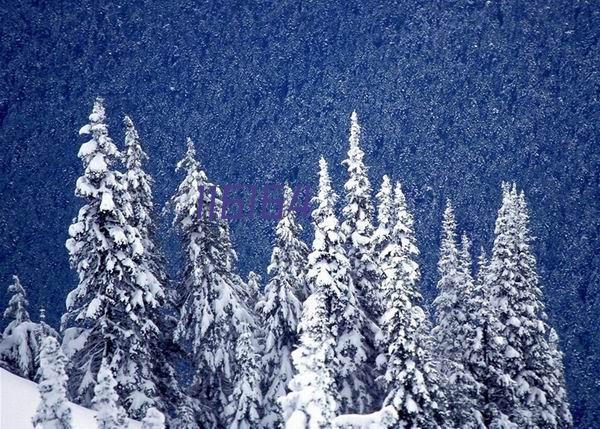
[93,360,125,429]
[340,111,381,412]
[63,98,164,418]
[281,285,337,428]
[0,275,42,379]
[123,115,168,289]
[122,115,185,423]
[377,181,446,428]
[483,184,572,427]
[282,157,349,428]
[3,274,30,330]
[225,323,262,429]
[256,184,308,428]
[142,407,166,429]
[432,202,481,427]
[170,138,253,426]
[32,336,73,429]
[547,328,573,428]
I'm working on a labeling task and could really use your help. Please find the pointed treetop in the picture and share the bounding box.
[350,111,360,149]
[123,115,148,170]
[460,234,473,274]
[394,181,407,209]
[90,97,106,124]
[176,137,200,173]
[318,157,333,198]
[376,175,394,226]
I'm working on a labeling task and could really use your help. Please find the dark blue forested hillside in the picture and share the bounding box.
[0,0,598,426]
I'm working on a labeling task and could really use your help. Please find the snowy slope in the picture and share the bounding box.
[0,368,141,428]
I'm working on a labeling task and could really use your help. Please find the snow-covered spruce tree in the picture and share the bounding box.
[170,138,253,427]
[63,98,163,418]
[3,274,30,329]
[256,183,309,428]
[376,181,447,428]
[122,115,186,423]
[34,307,61,383]
[483,184,572,428]
[340,111,381,412]
[93,360,126,429]
[225,323,262,429]
[142,407,166,429]
[32,336,72,429]
[431,202,481,427]
[282,157,349,428]
[547,328,573,428]
[123,115,169,289]
[0,275,42,379]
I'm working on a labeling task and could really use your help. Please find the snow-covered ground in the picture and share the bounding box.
[0,368,141,428]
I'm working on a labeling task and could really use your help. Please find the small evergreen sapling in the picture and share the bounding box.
[93,360,126,429]
[32,336,73,429]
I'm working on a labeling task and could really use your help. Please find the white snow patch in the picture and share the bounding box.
[0,368,141,428]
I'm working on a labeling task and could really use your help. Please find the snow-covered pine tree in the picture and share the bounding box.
[34,307,61,383]
[225,323,262,429]
[340,111,381,412]
[547,328,573,428]
[3,274,30,329]
[282,157,350,428]
[123,115,168,290]
[93,360,126,429]
[63,98,164,418]
[122,115,186,423]
[32,336,72,429]
[0,275,42,379]
[256,183,308,428]
[142,407,166,429]
[513,189,572,428]
[170,138,254,427]
[377,181,447,428]
[431,202,481,427]
[483,184,572,428]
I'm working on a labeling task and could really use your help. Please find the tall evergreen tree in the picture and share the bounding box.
[282,157,351,428]
[122,115,186,423]
[32,337,73,429]
[377,181,446,428]
[93,360,126,429]
[170,138,253,427]
[0,275,42,379]
[340,111,381,412]
[483,184,572,428]
[547,328,573,428]
[63,98,164,418]
[225,323,262,429]
[123,115,168,289]
[432,202,481,427]
[256,183,308,428]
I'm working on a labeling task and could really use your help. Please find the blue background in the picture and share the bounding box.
[0,0,598,426]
